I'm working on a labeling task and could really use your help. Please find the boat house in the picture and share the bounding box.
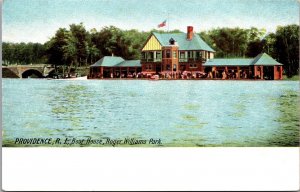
[88,26,283,80]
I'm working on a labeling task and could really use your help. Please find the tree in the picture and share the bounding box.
[69,23,90,67]
[63,31,78,76]
[261,33,276,55]
[273,25,299,77]
[246,40,263,57]
[2,42,46,65]
[45,28,69,66]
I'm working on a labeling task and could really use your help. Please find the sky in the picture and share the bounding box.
[2,0,299,43]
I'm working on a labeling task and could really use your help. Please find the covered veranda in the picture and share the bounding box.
[203,53,283,80]
[204,59,254,80]
[88,56,141,79]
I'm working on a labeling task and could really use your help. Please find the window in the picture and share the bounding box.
[146,64,152,70]
[147,52,153,59]
[173,64,177,71]
[166,50,171,58]
[166,64,171,70]
[196,52,200,60]
[156,51,161,59]
[201,51,205,58]
[180,51,185,58]
[189,64,197,68]
[180,65,186,70]
[173,51,177,58]
[188,51,193,59]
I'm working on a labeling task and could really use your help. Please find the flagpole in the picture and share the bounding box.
[167,12,169,33]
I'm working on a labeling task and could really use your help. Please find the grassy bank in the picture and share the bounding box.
[283,75,299,81]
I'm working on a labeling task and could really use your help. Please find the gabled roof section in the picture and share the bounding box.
[115,60,141,67]
[90,56,124,67]
[251,53,283,66]
[204,58,253,66]
[141,34,162,51]
[152,32,215,52]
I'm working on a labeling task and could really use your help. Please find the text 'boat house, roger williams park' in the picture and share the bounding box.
[88,26,283,80]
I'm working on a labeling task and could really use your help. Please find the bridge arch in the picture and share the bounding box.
[21,69,44,78]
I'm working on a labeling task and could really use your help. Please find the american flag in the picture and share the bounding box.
[158,20,167,28]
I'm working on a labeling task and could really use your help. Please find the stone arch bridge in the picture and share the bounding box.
[2,64,55,78]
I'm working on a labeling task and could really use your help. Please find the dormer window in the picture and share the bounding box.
[169,38,175,45]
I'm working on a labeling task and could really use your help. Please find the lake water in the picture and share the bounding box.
[2,79,299,147]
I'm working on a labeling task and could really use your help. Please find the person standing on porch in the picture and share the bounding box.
[222,71,227,79]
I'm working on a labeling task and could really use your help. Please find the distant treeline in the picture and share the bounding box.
[2,23,299,77]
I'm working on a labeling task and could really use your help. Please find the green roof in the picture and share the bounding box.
[90,56,141,67]
[204,53,283,67]
[90,56,124,67]
[152,32,215,52]
[116,60,141,67]
[251,53,282,66]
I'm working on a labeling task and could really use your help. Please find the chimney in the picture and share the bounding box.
[187,26,193,40]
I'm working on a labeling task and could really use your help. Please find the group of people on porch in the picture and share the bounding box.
[206,69,252,79]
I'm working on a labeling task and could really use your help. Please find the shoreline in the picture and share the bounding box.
[1,77,297,81]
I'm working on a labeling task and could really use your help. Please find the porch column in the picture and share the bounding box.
[237,66,240,79]
[260,65,264,79]
[254,66,257,78]
[127,67,129,77]
[120,67,122,78]
[100,67,103,78]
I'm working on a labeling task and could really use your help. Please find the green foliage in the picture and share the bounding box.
[273,25,299,77]
[199,27,265,58]
[45,28,69,66]
[2,42,46,65]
